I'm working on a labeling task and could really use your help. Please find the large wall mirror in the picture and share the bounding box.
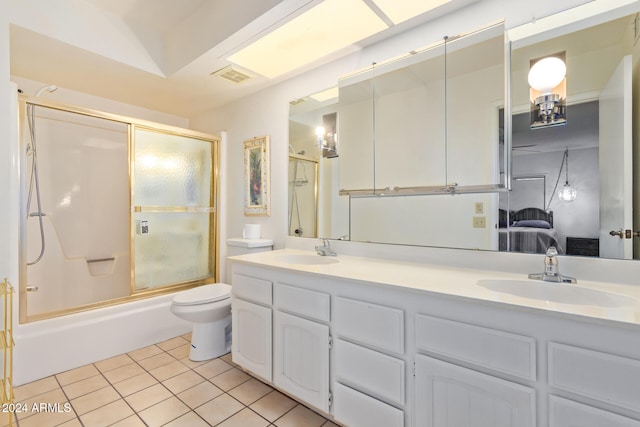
[288,0,640,261]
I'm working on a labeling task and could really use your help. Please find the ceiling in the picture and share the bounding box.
[9,0,474,118]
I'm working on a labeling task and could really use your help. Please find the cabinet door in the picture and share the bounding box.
[415,355,535,427]
[231,298,272,381]
[274,311,330,412]
[549,395,640,427]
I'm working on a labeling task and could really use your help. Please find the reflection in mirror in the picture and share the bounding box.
[288,22,507,247]
[288,89,349,239]
[506,2,639,260]
[287,1,640,260]
[339,23,506,249]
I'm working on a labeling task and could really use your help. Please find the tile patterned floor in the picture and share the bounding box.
[9,334,339,427]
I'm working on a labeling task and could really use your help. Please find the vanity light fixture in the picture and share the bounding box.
[528,52,567,128]
[556,148,577,203]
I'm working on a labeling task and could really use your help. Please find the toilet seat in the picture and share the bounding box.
[172,283,231,306]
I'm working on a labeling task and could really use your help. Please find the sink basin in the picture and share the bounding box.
[278,254,340,265]
[477,279,637,308]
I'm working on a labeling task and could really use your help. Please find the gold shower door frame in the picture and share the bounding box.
[18,97,220,323]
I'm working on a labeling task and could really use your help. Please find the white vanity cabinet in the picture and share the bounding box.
[231,272,273,381]
[229,256,640,427]
[273,283,331,413]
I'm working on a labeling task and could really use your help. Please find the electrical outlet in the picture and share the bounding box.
[473,216,486,228]
[475,202,484,214]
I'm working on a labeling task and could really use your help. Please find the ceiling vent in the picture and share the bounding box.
[211,65,253,84]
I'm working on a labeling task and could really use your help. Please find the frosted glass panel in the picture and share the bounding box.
[134,129,212,207]
[134,212,213,290]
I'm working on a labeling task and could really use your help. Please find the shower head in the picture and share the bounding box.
[35,85,58,97]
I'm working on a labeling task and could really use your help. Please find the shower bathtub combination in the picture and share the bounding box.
[13,87,220,385]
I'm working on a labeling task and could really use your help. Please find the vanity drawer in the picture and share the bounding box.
[548,342,640,412]
[416,314,536,381]
[335,297,404,355]
[231,273,272,305]
[335,339,405,406]
[274,283,330,322]
[333,382,404,427]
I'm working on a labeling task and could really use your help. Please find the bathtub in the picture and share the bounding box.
[13,293,191,385]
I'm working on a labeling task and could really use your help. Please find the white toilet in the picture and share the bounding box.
[170,283,232,361]
[170,237,273,361]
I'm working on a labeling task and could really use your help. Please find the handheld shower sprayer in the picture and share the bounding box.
[27,83,57,265]
[35,85,58,97]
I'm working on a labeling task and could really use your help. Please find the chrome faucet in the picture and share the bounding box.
[528,247,576,284]
[315,238,337,256]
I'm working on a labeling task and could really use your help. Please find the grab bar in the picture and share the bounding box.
[86,257,115,264]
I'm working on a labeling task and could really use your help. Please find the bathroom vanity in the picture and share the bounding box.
[229,249,640,427]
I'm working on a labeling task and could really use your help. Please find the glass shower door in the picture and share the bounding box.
[132,127,217,292]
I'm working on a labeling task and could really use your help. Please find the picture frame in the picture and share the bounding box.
[244,135,270,216]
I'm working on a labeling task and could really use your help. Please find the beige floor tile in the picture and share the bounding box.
[112,372,159,397]
[210,367,251,391]
[177,356,210,369]
[125,383,172,412]
[138,396,190,426]
[228,378,273,405]
[58,418,83,427]
[193,357,233,378]
[195,393,244,425]
[167,343,191,360]
[103,363,146,384]
[156,336,189,351]
[218,407,270,427]
[55,364,100,386]
[13,376,59,401]
[274,405,327,427]
[321,421,341,427]
[16,388,68,421]
[136,352,176,371]
[250,390,298,422]
[95,353,135,373]
[79,399,134,427]
[128,344,163,361]
[220,352,236,366]
[110,414,147,426]
[16,406,77,427]
[162,369,205,395]
[163,410,210,427]
[176,380,224,409]
[62,374,110,399]
[149,359,190,381]
[70,385,120,415]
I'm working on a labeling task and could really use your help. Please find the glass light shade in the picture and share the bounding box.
[558,183,577,202]
[528,57,566,94]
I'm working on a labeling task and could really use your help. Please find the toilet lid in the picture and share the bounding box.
[172,283,231,306]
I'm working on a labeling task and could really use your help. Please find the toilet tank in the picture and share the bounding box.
[226,238,274,257]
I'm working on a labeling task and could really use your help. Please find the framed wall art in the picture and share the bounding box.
[244,135,270,216]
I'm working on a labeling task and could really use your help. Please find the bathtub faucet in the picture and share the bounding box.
[528,247,576,284]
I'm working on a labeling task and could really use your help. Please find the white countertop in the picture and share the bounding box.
[228,249,640,326]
